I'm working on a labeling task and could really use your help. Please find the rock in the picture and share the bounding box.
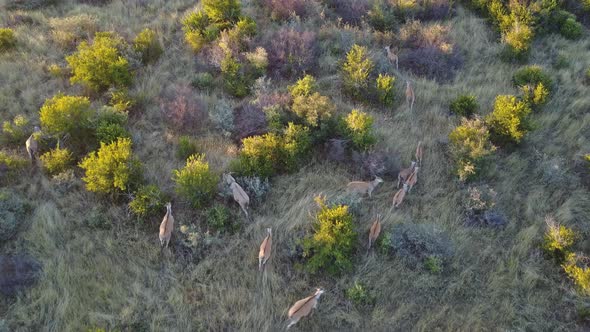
[0,255,42,297]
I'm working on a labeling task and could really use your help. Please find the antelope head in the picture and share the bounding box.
[402,183,409,192]
[266,227,272,236]
[165,202,172,213]
[410,161,417,168]
[223,173,236,185]
[374,177,383,184]
[314,288,325,299]
[406,80,411,88]
[33,126,41,132]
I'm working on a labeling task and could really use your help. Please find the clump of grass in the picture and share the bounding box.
[0,28,17,52]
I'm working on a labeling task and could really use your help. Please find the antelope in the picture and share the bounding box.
[159,202,174,248]
[25,126,40,163]
[223,173,250,218]
[405,167,420,192]
[397,161,416,188]
[368,215,381,250]
[415,141,424,166]
[346,177,383,197]
[392,184,408,208]
[406,81,415,111]
[286,288,325,329]
[258,228,272,271]
[384,45,398,70]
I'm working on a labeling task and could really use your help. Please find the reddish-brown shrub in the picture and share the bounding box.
[262,0,309,20]
[233,102,268,141]
[399,46,463,82]
[264,27,317,78]
[322,0,370,26]
[160,85,208,133]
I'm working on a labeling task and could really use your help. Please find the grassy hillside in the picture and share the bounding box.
[1,0,589,331]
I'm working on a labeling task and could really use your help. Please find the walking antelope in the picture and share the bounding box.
[397,161,416,188]
[405,167,420,192]
[25,126,41,163]
[346,177,383,197]
[406,81,415,111]
[384,45,399,70]
[415,141,424,166]
[392,184,408,208]
[223,173,250,218]
[368,216,382,249]
[258,228,272,271]
[159,202,174,248]
[286,288,325,329]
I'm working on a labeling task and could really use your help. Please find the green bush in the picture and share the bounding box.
[346,281,375,306]
[502,22,533,61]
[183,11,212,52]
[0,189,28,241]
[289,74,317,98]
[344,109,376,151]
[449,95,478,117]
[203,0,241,25]
[39,94,92,139]
[237,133,283,177]
[206,204,239,233]
[563,253,590,295]
[424,255,443,273]
[192,72,214,90]
[376,73,395,106]
[449,117,496,181]
[66,32,132,91]
[521,82,549,107]
[291,92,335,127]
[128,184,165,220]
[560,17,583,40]
[485,95,532,144]
[342,44,374,99]
[367,0,397,32]
[0,28,17,53]
[542,218,575,263]
[303,195,356,275]
[133,28,163,64]
[108,89,135,113]
[95,122,129,144]
[282,122,312,172]
[1,115,30,145]
[513,65,553,92]
[221,54,250,97]
[79,137,142,194]
[0,151,28,181]
[177,135,200,160]
[173,154,219,208]
[40,146,73,176]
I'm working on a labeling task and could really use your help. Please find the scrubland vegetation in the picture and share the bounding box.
[1,0,590,330]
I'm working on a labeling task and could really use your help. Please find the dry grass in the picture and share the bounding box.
[1,1,590,331]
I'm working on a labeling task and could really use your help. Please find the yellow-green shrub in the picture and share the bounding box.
[40,147,73,175]
[291,92,335,127]
[563,253,590,295]
[237,133,283,177]
[449,117,496,181]
[173,154,218,208]
[542,218,575,263]
[485,95,531,144]
[342,44,373,99]
[1,115,29,145]
[344,109,376,151]
[133,28,163,64]
[66,32,132,91]
[79,137,142,194]
[39,94,92,139]
[303,195,356,275]
[128,184,165,220]
[376,73,395,106]
[289,74,317,98]
[282,122,311,172]
[0,28,17,52]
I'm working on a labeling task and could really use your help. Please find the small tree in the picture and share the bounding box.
[303,195,356,275]
[283,122,311,171]
[237,133,283,177]
[203,0,242,25]
[376,73,395,106]
[133,28,163,64]
[342,44,373,99]
[79,137,142,194]
[66,32,132,91]
[39,94,92,139]
[40,146,73,176]
[1,115,29,145]
[173,154,219,208]
[563,253,590,295]
[344,109,376,151]
[486,95,531,144]
[542,216,575,263]
[503,22,533,60]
